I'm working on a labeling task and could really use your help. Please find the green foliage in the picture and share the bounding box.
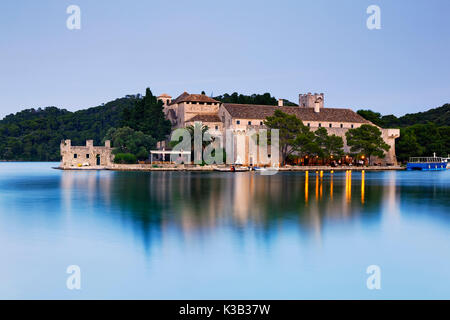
[264,111,344,163]
[358,105,449,160]
[396,123,449,161]
[121,88,171,142]
[314,127,344,159]
[265,109,311,163]
[169,123,214,162]
[113,153,137,164]
[0,97,137,161]
[396,128,424,162]
[214,92,297,106]
[103,127,155,160]
[357,104,449,128]
[346,125,390,164]
[356,110,384,127]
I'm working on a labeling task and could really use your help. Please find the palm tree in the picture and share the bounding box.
[185,123,214,163]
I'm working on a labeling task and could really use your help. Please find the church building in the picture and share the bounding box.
[157,92,400,165]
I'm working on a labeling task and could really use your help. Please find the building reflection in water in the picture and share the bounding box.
[59,170,385,248]
[315,174,319,202]
[383,171,400,224]
[330,174,334,200]
[361,170,365,204]
[345,170,352,203]
[304,171,309,204]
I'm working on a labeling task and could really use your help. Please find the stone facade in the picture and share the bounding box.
[159,91,401,166]
[162,92,222,135]
[60,140,113,169]
[299,92,324,112]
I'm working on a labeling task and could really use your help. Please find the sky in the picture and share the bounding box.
[0,0,449,118]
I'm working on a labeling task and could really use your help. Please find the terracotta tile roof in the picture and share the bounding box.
[223,103,371,124]
[158,93,171,98]
[186,114,222,123]
[169,92,219,105]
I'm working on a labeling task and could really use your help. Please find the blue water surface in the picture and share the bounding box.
[0,162,449,299]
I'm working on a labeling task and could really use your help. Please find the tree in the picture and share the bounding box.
[314,127,344,160]
[356,110,384,127]
[214,92,298,106]
[345,124,390,165]
[121,88,171,142]
[264,110,311,164]
[169,122,214,163]
[294,130,321,160]
[395,129,424,162]
[103,126,156,161]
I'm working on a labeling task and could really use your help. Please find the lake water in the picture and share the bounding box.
[0,162,449,299]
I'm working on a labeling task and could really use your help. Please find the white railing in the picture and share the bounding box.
[408,157,444,163]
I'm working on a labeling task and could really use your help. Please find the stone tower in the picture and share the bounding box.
[157,93,172,106]
[299,92,324,113]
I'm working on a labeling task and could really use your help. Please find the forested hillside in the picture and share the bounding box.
[214,92,298,106]
[1,90,447,162]
[357,104,450,161]
[0,96,138,161]
[357,104,449,128]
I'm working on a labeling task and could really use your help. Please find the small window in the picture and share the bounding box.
[307,123,310,127]
[351,124,354,128]
[74,154,77,159]
[86,154,90,159]
[248,121,251,125]
[268,154,271,158]
[237,120,240,125]
[318,123,322,127]
[340,124,343,128]
[260,121,263,125]
[329,123,332,128]
[215,125,218,130]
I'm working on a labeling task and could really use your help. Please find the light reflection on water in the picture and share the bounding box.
[0,163,449,299]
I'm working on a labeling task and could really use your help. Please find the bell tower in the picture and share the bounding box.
[299,92,324,112]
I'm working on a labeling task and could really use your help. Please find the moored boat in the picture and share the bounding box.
[406,154,447,171]
[214,166,249,172]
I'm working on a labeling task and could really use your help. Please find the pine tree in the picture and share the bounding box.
[121,88,172,142]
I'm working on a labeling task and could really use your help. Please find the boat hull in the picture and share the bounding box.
[406,162,447,171]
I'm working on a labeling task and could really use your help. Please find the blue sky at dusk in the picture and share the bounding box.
[0,0,449,117]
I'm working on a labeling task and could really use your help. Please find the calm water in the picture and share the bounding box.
[0,162,449,299]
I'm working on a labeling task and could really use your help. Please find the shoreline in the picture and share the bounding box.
[54,164,406,172]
